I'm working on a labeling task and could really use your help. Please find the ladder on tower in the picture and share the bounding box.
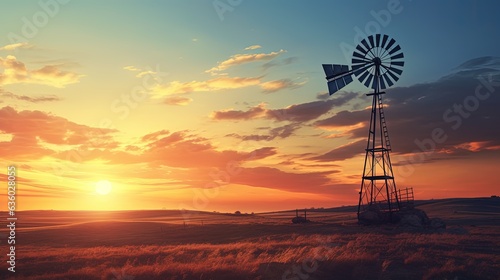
[378,96,392,151]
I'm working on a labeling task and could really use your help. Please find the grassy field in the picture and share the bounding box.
[1,197,499,279]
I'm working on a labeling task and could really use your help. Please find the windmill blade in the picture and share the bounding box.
[368,35,375,49]
[379,75,387,89]
[357,68,370,83]
[390,52,404,60]
[353,62,374,76]
[380,34,389,49]
[372,75,379,89]
[382,73,394,87]
[356,44,368,56]
[388,45,401,55]
[391,61,404,67]
[364,73,374,88]
[386,38,396,51]
[375,34,381,47]
[361,39,371,55]
[353,51,368,60]
[387,65,403,75]
[385,67,400,82]
[352,58,370,64]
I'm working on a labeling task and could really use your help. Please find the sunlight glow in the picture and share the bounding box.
[95,180,112,195]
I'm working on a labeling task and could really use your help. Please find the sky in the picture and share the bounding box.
[0,0,499,212]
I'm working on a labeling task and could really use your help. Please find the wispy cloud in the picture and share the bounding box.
[244,45,262,50]
[163,96,193,106]
[206,49,286,75]
[260,79,307,93]
[151,76,261,97]
[0,91,62,103]
[227,123,300,141]
[262,56,298,70]
[123,65,140,71]
[0,42,33,51]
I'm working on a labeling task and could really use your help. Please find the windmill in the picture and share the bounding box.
[322,34,406,222]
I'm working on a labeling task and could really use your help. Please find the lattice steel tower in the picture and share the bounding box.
[321,34,405,220]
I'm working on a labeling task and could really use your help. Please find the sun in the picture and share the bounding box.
[95,180,112,195]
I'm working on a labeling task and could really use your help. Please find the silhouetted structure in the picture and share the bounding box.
[322,34,412,223]
[292,209,310,224]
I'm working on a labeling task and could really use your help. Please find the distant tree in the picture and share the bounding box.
[234,210,241,215]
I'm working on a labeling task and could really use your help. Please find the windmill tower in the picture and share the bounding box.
[322,34,405,221]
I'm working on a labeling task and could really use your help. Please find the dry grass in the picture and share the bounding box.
[1,198,499,280]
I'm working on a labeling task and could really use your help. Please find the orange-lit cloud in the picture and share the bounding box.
[163,96,193,106]
[0,55,83,87]
[211,103,267,120]
[453,141,491,152]
[260,79,306,93]
[206,49,286,75]
[0,106,116,159]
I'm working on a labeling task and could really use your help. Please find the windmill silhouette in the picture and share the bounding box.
[322,34,409,221]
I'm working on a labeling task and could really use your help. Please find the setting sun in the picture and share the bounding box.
[95,180,112,195]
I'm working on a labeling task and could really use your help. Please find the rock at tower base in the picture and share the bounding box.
[358,207,446,231]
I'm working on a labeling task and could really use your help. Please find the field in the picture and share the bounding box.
[1,198,499,280]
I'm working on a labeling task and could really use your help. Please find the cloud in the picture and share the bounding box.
[231,166,336,193]
[151,76,262,97]
[136,70,156,78]
[104,130,278,168]
[0,42,33,51]
[206,49,286,75]
[244,45,262,50]
[0,106,117,159]
[309,139,366,162]
[0,55,83,88]
[312,56,500,162]
[0,90,62,103]
[211,94,356,122]
[262,56,298,70]
[227,123,300,141]
[260,79,306,93]
[163,96,193,106]
[211,103,267,120]
[123,65,140,71]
